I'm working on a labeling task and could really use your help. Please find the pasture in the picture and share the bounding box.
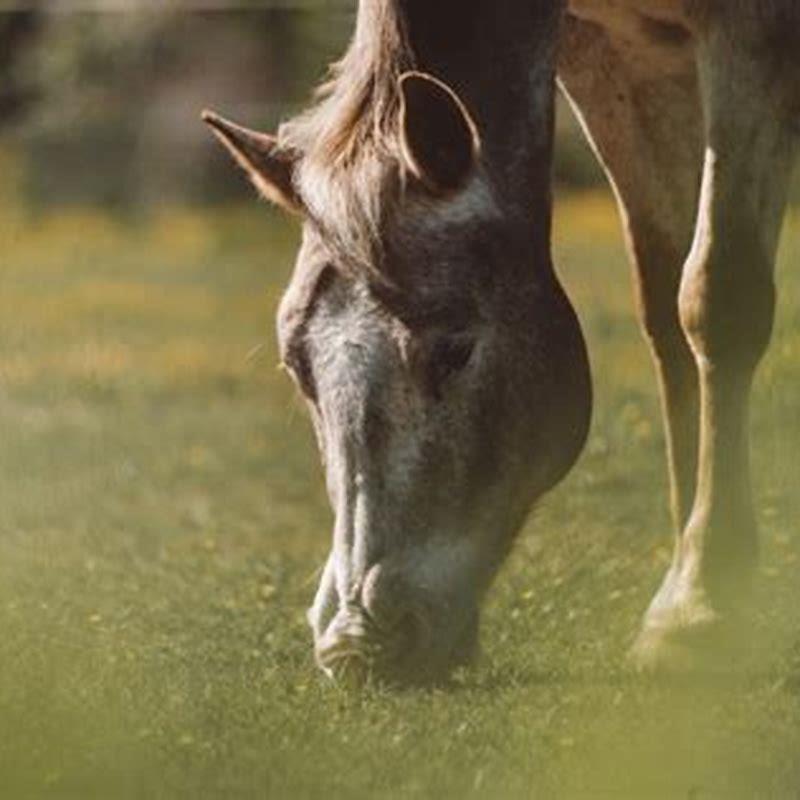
[1,189,799,798]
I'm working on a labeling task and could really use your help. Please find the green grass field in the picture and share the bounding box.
[1,189,799,799]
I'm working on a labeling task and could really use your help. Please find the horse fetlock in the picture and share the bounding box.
[677,525,755,608]
[631,518,758,674]
[643,559,718,629]
[631,571,739,674]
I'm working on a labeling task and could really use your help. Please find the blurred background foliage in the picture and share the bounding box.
[2,3,798,212]
[0,2,607,212]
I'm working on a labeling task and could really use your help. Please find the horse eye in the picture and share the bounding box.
[430,336,475,382]
[283,344,317,402]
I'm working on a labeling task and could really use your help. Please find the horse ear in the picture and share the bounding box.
[398,72,481,193]
[202,110,304,214]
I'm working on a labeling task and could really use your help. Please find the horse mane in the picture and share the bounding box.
[278,1,416,277]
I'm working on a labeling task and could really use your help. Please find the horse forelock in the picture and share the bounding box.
[276,1,415,281]
[293,144,403,281]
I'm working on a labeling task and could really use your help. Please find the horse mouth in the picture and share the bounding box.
[314,604,478,687]
[315,607,421,686]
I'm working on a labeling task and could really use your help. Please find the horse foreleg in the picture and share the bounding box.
[631,14,799,670]
[559,17,703,532]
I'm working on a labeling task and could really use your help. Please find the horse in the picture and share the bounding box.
[203,0,799,684]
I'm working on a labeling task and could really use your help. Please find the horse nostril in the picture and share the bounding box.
[315,606,384,679]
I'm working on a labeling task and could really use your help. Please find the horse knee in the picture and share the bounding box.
[632,242,692,369]
[640,299,690,368]
[678,238,776,374]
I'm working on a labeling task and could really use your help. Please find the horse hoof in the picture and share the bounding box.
[627,611,749,677]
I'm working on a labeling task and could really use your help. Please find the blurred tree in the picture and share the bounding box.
[0,9,41,127]
[10,7,353,208]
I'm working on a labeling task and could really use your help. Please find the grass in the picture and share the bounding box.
[0,190,799,799]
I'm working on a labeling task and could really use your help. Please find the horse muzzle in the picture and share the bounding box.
[315,603,420,686]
